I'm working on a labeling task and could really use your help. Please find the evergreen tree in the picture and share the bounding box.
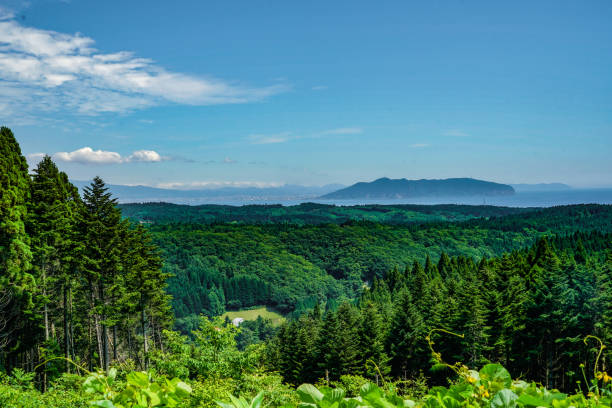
[78,177,122,372]
[315,303,361,381]
[359,301,390,378]
[120,225,171,369]
[387,288,426,378]
[26,155,81,380]
[0,126,33,366]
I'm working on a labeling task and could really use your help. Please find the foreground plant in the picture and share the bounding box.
[216,332,612,408]
[83,368,192,408]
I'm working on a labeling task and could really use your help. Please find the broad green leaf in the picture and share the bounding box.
[479,364,512,389]
[127,371,149,388]
[297,384,324,404]
[175,381,192,398]
[250,391,265,408]
[90,400,117,408]
[491,389,519,408]
[517,393,551,407]
[143,389,162,406]
[325,387,345,402]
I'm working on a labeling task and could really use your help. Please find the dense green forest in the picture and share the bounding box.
[136,204,612,329]
[2,126,612,407]
[118,202,534,225]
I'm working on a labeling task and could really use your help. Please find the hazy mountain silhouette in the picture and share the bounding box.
[321,178,515,199]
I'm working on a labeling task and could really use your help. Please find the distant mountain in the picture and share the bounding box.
[71,180,344,204]
[511,183,572,192]
[321,178,515,199]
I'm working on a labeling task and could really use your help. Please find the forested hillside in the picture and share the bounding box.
[268,232,612,391]
[119,201,534,225]
[143,204,612,328]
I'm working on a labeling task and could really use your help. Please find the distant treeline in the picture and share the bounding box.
[119,201,534,225]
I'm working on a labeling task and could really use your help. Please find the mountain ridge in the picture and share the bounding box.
[321,177,515,199]
[70,180,345,204]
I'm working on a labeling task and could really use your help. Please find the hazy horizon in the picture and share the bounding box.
[70,178,608,191]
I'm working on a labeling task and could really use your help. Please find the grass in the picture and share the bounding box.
[221,306,286,326]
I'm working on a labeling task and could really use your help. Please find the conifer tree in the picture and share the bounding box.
[78,177,122,372]
[315,304,361,381]
[0,126,32,366]
[26,155,81,380]
[359,301,390,378]
[387,288,426,378]
[121,225,171,369]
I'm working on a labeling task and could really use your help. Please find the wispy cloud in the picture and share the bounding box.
[314,127,362,137]
[410,143,429,148]
[249,132,292,145]
[312,85,328,91]
[248,127,363,144]
[223,157,237,164]
[0,17,287,120]
[28,147,167,165]
[157,181,283,190]
[443,129,470,137]
[0,6,15,20]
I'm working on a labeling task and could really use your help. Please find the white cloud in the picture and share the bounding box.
[54,147,123,164]
[28,147,167,165]
[0,18,287,119]
[157,181,283,190]
[410,143,429,148]
[248,127,363,144]
[128,150,162,162]
[223,157,237,164]
[312,85,328,91]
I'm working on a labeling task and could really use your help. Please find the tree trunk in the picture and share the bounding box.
[42,265,48,393]
[97,279,109,373]
[89,280,103,369]
[141,305,148,370]
[112,325,117,361]
[63,281,70,373]
[127,328,132,361]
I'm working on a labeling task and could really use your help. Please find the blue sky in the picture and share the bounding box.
[1,0,611,188]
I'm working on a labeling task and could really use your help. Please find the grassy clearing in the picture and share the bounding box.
[221,306,285,326]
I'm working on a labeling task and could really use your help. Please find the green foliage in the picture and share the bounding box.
[293,382,414,408]
[216,391,264,408]
[83,368,192,408]
[9,367,35,389]
[139,205,612,323]
[119,202,533,226]
[219,357,612,407]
